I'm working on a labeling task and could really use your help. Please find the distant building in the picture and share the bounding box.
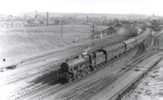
[0,20,25,28]
[0,15,25,28]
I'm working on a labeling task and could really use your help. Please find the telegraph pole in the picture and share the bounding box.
[91,24,95,34]
[46,12,49,26]
[60,20,63,37]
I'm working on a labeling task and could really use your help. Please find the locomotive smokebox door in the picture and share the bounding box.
[60,62,69,72]
[58,62,70,84]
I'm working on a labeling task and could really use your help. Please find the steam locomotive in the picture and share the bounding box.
[55,28,152,84]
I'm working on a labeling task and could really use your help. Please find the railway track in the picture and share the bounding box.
[50,47,156,100]
[118,56,163,100]
[0,43,139,100]
[1,47,153,100]
[17,44,146,100]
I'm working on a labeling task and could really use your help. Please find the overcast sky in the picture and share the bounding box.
[0,0,163,16]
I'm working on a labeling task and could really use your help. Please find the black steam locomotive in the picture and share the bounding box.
[55,28,152,84]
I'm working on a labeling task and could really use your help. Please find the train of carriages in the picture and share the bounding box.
[55,28,152,84]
